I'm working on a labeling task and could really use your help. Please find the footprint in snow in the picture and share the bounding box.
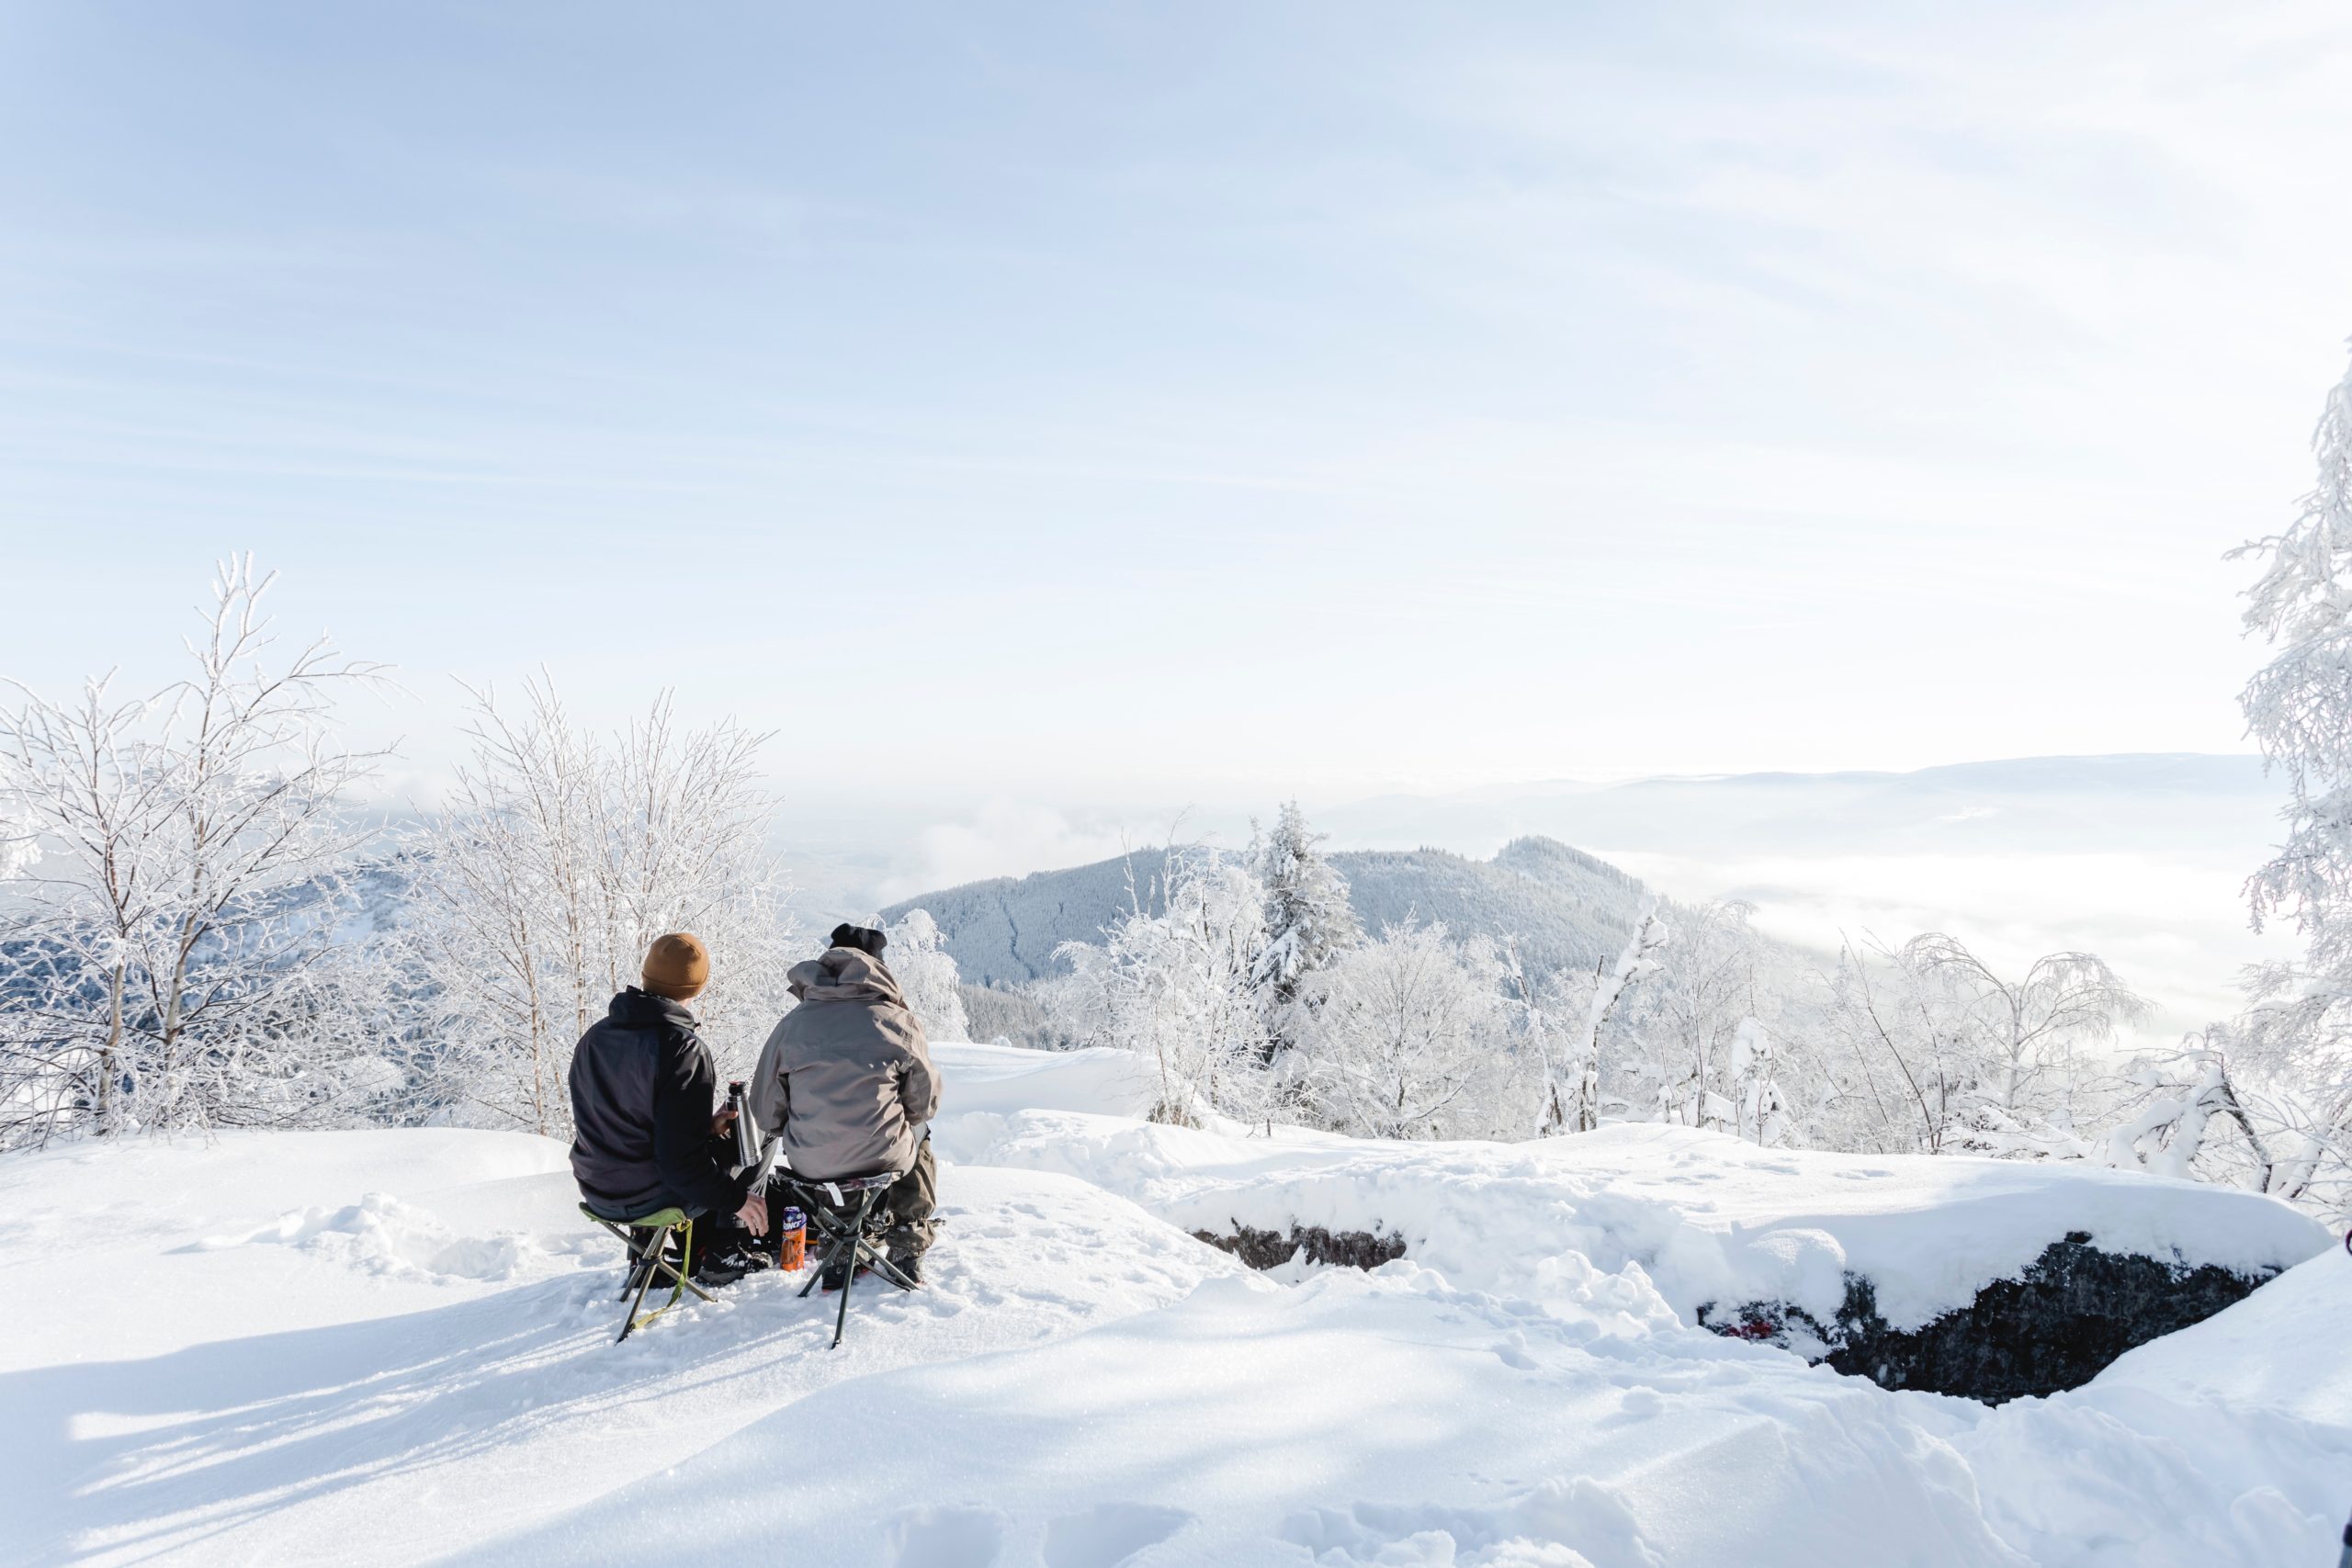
[888,1504,1009,1567]
[1491,1333,1539,1371]
[1042,1502,1193,1568]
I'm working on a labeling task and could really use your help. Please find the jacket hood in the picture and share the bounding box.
[609,986,698,1029]
[786,947,909,1009]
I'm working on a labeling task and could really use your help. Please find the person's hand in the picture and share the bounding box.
[737,1191,768,1235]
[712,1106,738,1137]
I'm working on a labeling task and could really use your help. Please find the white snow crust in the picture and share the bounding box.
[935,1109,2329,1330]
[2,1042,2344,1567]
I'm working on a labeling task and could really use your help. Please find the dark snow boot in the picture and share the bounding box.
[819,1261,872,1294]
[691,1233,771,1290]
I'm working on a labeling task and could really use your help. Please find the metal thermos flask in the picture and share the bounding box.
[727,1080,759,1170]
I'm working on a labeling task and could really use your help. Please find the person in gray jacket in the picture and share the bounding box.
[748,923,943,1284]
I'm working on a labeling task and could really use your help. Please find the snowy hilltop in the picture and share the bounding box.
[4,1039,2342,1568]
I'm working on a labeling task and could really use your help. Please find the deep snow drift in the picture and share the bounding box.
[2,1040,2345,1567]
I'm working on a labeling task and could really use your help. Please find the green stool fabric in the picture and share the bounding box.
[578,1203,716,1343]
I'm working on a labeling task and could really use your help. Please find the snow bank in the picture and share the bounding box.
[937,1107,2331,1331]
[928,1038,1158,1120]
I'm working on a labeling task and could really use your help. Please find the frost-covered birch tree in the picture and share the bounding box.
[408,680,798,1134]
[1295,922,1510,1140]
[1727,1017,1791,1146]
[1814,933,2140,1157]
[0,558,395,1147]
[1628,901,1781,1135]
[1542,908,1669,1135]
[2232,343,2352,1187]
[1902,934,2144,1153]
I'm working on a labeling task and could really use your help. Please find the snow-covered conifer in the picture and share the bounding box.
[1250,800,1363,1043]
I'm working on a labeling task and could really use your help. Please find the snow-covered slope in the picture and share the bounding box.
[5,1043,2346,1567]
[0,1119,1238,1567]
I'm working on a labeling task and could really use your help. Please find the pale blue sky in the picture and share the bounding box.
[6,1,2352,812]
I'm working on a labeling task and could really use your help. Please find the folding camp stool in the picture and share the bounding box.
[578,1203,719,1344]
[775,1169,918,1348]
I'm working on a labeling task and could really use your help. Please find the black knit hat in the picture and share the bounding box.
[830,922,888,958]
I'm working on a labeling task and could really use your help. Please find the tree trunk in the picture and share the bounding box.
[97,956,127,1134]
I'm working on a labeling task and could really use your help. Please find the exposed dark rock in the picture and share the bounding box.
[1697,1233,2281,1403]
[1192,1223,1408,1271]
[1198,1221,2278,1404]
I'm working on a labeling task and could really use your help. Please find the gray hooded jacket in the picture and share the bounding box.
[748,947,941,1179]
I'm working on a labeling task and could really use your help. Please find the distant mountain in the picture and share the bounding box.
[879,835,1655,989]
[879,849,1177,988]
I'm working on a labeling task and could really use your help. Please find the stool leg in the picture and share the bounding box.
[619,1225,662,1301]
[616,1235,663,1344]
[831,1190,879,1349]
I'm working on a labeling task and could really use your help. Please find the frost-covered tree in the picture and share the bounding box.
[1250,801,1362,1032]
[1295,921,1512,1140]
[886,908,970,1042]
[2098,1038,2289,1187]
[1044,851,1272,1127]
[1815,934,2141,1157]
[2072,1026,2352,1218]
[408,681,798,1134]
[0,558,395,1147]
[1818,938,1959,1154]
[1628,901,1781,1135]
[2232,344,2352,1179]
[1903,934,2143,1152]
[1541,908,1669,1135]
[0,799,37,882]
[1726,1018,1790,1147]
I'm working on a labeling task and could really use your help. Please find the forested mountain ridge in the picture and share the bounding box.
[881,835,1656,989]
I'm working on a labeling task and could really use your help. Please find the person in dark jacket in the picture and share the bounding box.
[569,932,768,1284]
[748,922,943,1286]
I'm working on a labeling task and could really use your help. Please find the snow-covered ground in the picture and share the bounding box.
[3,1042,2345,1567]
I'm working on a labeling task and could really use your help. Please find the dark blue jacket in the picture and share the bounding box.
[567,988,745,1222]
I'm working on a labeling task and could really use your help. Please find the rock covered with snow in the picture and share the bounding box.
[934,1110,2332,1336]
